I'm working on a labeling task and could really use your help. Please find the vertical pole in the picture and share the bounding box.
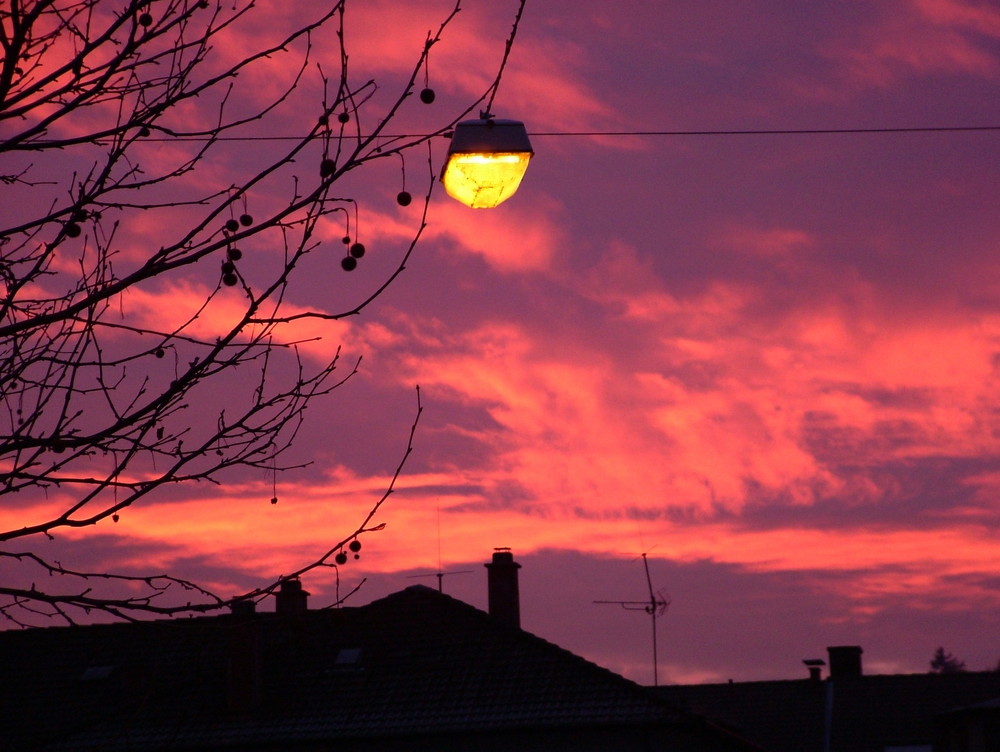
[643,554,659,686]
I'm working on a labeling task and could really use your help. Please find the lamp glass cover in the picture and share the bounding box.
[441,151,532,208]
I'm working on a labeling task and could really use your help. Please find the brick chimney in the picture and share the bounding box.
[827,645,863,678]
[275,578,309,615]
[485,547,521,628]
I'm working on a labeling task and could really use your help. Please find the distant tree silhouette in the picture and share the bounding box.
[930,647,966,673]
[0,0,526,624]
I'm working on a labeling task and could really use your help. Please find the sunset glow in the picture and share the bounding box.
[3,0,999,686]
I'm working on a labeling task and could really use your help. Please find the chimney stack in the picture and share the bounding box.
[485,547,521,628]
[275,578,309,615]
[827,645,863,679]
[229,599,256,618]
[803,658,825,681]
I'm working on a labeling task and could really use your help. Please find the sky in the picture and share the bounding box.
[4,0,1000,685]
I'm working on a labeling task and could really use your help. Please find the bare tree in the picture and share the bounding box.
[0,0,526,623]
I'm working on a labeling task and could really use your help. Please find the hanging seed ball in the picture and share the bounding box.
[318,114,329,126]
[396,190,412,206]
[227,247,243,261]
[338,111,350,124]
[225,218,239,233]
[138,13,153,27]
[221,261,236,274]
[320,158,336,177]
[65,222,82,238]
[154,347,165,358]
[341,256,358,272]
[349,539,362,553]
[222,272,239,286]
[72,209,89,221]
[419,87,436,104]
[349,242,366,259]
[239,213,253,227]
[270,496,278,505]
[335,551,348,565]
[198,0,209,8]
[112,513,120,523]
[139,125,151,137]
[341,235,351,245]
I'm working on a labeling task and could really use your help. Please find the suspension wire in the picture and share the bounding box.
[21,123,1000,149]
[483,0,528,116]
[526,125,1000,137]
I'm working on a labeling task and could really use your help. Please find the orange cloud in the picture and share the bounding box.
[15,471,993,612]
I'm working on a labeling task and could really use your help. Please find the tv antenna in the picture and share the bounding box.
[595,552,671,686]
[406,501,472,593]
[407,568,473,593]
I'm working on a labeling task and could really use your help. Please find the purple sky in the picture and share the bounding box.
[4,0,1000,684]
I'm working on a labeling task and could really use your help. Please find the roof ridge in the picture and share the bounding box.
[362,583,691,717]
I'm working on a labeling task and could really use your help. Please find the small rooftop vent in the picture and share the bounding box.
[803,659,825,681]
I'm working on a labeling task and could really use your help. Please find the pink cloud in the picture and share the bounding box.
[819,0,1000,91]
[118,279,400,365]
[429,194,566,272]
[913,0,1000,36]
[713,225,815,259]
[345,2,618,132]
[356,234,1000,524]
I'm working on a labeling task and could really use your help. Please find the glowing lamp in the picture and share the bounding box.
[441,118,533,208]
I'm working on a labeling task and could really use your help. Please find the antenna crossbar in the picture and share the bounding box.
[407,570,473,593]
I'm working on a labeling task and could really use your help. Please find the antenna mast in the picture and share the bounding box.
[406,502,472,592]
[595,553,671,686]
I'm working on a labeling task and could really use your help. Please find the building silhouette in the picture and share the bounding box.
[658,645,1000,752]
[0,549,757,751]
[4,549,996,751]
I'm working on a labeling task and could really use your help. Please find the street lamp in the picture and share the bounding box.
[441,116,533,208]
